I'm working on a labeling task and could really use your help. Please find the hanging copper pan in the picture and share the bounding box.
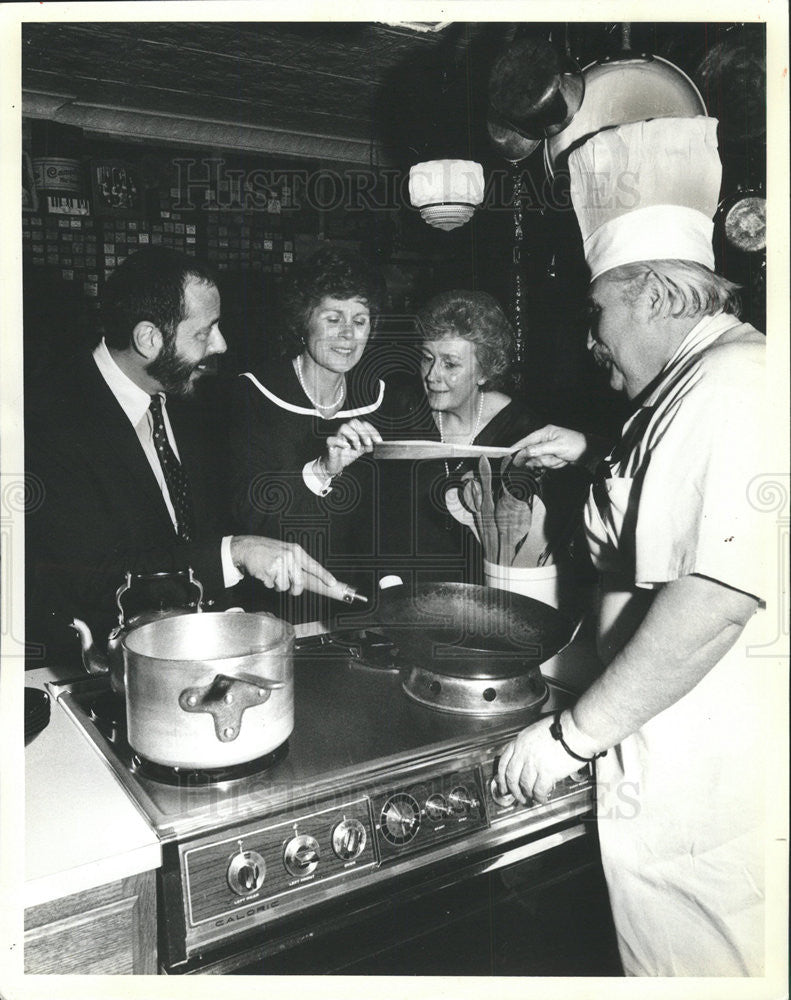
[487,36,584,163]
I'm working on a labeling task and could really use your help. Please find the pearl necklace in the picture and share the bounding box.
[437,391,485,476]
[295,355,345,413]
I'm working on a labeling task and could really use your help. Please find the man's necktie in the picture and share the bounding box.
[149,394,195,542]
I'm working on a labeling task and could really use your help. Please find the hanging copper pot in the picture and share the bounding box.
[693,31,766,143]
[485,118,541,165]
[717,187,766,254]
[487,36,584,163]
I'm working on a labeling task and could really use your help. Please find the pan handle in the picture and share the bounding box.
[178,673,285,742]
[294,629,397,662]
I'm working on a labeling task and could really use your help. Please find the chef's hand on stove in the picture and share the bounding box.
[511,425,588,470]
[497,716,579,805]
[230,536,338,595]
[322,420,382,477]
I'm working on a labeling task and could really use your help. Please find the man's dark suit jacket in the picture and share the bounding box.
[25,352,227,668]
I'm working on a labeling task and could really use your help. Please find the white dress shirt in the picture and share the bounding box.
[92,339,242,587]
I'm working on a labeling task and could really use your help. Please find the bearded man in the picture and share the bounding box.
[25,247,337,667]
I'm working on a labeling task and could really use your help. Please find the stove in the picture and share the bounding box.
[48,636,597,974]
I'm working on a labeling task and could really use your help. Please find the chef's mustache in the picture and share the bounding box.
[591,345,613,369]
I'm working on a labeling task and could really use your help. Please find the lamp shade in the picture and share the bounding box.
[408,160,485,230]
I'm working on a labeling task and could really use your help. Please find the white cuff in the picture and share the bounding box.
[302,459,333,497]
[221,535,244,588]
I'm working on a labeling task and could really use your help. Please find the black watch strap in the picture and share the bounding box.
[550,711,607,763]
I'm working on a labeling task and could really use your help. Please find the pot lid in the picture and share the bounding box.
[545,55,706,175]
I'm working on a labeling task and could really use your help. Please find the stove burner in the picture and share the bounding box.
[401,663,548,717]
[129,740,289,786]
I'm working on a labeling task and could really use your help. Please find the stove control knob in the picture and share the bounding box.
[227,849,266,896]
[489,777,516,808]
[331,819,367,860]
[283,835,321,877]
[425,794,451,821]
[448,785,479,815]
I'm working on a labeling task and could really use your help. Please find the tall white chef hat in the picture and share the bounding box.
[568,117,722,281]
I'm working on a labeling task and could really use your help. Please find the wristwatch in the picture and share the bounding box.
[550,711,607,763]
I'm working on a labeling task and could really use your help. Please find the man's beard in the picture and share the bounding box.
[146,336,202,398]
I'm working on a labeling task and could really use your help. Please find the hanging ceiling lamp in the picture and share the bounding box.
[408,159,485,231]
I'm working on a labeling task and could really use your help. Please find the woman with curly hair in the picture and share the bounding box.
[369,289,590,584]
[401,289,545,572]
[226,245,387,622]
[417,289,531,451]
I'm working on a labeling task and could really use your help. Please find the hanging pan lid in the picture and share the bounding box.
[545,54,707,176]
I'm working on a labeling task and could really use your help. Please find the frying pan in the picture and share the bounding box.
[368,582,576,680]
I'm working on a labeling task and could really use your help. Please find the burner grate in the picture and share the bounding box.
[129,741,289,786]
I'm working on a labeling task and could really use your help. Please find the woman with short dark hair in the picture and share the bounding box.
[227,246,387,621]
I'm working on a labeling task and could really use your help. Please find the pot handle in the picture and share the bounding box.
[115,567,205,627]
[178,673,285,743]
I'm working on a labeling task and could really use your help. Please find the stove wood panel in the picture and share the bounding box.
[182,797,374,926]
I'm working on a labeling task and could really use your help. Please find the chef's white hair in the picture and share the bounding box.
[606,260,742,319]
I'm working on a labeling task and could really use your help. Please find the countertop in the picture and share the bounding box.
[24,667,161,909]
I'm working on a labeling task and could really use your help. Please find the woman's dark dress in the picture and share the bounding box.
[227,362,591,620]
[227,356,387,623]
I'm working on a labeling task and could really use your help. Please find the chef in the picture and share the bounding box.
[498,117,768,976]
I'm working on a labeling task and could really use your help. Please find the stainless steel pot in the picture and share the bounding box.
[122,611,294,769]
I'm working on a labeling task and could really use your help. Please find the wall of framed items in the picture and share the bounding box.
[21,121,363,374]
[22,121,304,299]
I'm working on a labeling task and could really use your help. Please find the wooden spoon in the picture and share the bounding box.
[477,456,499,564]
[512,495,551,567]
[494,488,532,566]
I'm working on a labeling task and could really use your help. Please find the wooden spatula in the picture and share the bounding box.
[477,455,499,564]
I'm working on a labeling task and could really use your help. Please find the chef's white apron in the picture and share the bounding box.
[583,314,767,977]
